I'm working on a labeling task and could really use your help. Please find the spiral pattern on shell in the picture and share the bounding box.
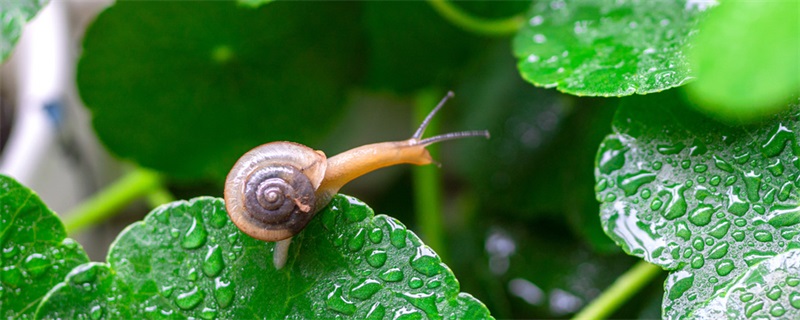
[224,142,327,241]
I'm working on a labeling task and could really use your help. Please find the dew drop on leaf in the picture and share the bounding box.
[379,268,404,282]
[175,286,204,310]
[22,253,50,278]
[409,277,423,289]
[400,292,439,320]
[410,246,441,277]
[761,124,793,157]
[326,284,357,315]
[200,307,217,320]
[714,259,734,276]
[202,245,224,277]
[368,227,383,244]
[690,255,704,269]
[349,228,366,252]
[366,302,385,320]
[367,249,387,268]
[385,219,407,249]
[790,291,800,309]
[657,142,685,155]
[214,277,234,309]
[617,170,657,196]
[767,286,782,301]
[744,300,764,317]
[688,204,714,226]
[350,279,382,300]
[771,303,786,317]
[182,218,208,249]
[754,230,774,243]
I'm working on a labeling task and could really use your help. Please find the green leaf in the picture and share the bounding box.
[0,0,49,62]
[236,0,274,9]
[686,0,800,122]
[77,1,362,181]
[594,92,800,318]
[37,196,492,319]
[689,248,800,318]
[0,175,89,318]
[363,2,487,93]
[513,0,710,96]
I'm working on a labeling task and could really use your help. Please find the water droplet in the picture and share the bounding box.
[657,143,685,155]
[595,179,608,192]
[688,204,714,226]
[680,160,691,169]
[660,184,688,220]
[186,267,198,281]
[734,152,750,164]
[764,189,776,204]
[89,305,103,320]
[344,199,368,223]
[754,230,774,242]
[617,171,656,196]
[410,246,441,277]
[604,193,617,202]
[23,253,50,278]
[641,188,651,199]
[715,259,734,276]
[598,138,627,174]
[741,292,755,302]
[713,156,734,173]
[667,271,694,300]
[182,218,208,249]
[690,255,704,269]
[692,237,705,251]
[724,175,737,186]
[708,220,731,239]
[745,300,764,317]
[779,182,793,201]
[770,303,786,317]
[214,277,234,309]
[767,204,800,228]
[708,243,729,259]
[175,286,204,310]
[379,268,404,282]
[369,228,383,244]
[161,285,174,297]
[732,230,746,241]
[767,286,782,300]
[650,199,663,210]
[782,229,799,240]
[350,279,382,300]
[409,277,423,289]
[762,124,793,157]
[709,175,721,186]
[203,245,224,277]
[349,228,366,252]
[743,171,762,202]
[427,279,441,289]
[326,284,356,315]
[653,161,663,170]
[0,266,21,288]
[385,219,407,249]
[791,292,800,309]
[366,302,385,320]
[675,221,691,240]
[400,292,440,319]
[200,307,217,320]
[367,249,387,268]
[767,159,785,176]
[208,205,227,229]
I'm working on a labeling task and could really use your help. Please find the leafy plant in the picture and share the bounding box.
[2,0,799,319]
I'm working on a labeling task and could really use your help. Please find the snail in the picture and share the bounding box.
[224,91,488,269]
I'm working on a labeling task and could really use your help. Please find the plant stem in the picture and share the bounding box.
[573,260,663,320]
[412,89,447,260]
[63,167,164,235]
[427,0,524,36]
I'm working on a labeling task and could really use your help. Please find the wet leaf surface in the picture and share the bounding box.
[0,175,89,319]
[595,92,800,318]
[513,0,710,96]
[36,195,491,319]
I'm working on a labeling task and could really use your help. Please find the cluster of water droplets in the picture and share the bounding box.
[319,196,455,319]
[515,0,703,96]
[595,106,800,318]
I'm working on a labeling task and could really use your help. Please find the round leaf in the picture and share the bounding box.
[77,1,362,180]
[513,0,711,96]
[0,175,89,318]
[687,0,800,121]
[36,196,492,318]
[594,92,800,318]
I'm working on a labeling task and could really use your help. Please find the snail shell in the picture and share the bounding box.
[224,142,327,242]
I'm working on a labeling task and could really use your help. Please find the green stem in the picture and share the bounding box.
[64,167,164,235]
[412,89,447,260]
[573,260,663,320]
[427,0,524,36]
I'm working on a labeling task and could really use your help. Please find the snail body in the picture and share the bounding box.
[224,91,488,269]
